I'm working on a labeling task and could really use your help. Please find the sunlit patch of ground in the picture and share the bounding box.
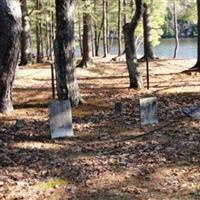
[0,58,200,200]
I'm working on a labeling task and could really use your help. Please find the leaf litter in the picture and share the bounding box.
[0,59,200,200]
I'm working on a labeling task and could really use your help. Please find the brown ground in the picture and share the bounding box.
[0,58,200,200]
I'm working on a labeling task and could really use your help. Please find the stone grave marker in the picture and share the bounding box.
[115,102,123,115]
[140,97,158,125]
[183,106,200,120]
[49,100,74,139]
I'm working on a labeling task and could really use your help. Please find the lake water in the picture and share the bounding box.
[76,38,197,59]
[145,38,197,59]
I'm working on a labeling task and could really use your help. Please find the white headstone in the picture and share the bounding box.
[49,100,74,139]
[140,97,158,125]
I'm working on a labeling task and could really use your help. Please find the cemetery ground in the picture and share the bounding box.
[0,58,200,200]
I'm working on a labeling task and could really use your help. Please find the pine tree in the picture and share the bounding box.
[0,0,22,113]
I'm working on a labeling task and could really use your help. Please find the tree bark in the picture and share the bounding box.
[123,0,143,89]
[103,0,108,57]
[173,0,179,59]
[106,1,110,53]
[36,0,42,63]
[123,0,127,25]
[39,1,44,60]
[19,0,31,66]
[54,0,81,106]
[94,18,103,57]
[50,8,55,60]
[141,3,155,60]
[191,0,200,70]
[0,0,22,113]
[45,21,50,60]
[78,7,83,56]
[77,12,92,68]
[118,0,122,56]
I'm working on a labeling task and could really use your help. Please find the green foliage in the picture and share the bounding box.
[27,0,198,53]
[163,0,197,38]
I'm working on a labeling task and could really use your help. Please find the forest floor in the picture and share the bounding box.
[0,58,200,200]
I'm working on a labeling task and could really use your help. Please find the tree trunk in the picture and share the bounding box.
[94,18,103,57]
[54,0,81,106]
[103,0,108,57]
[142,3,155,60]
[91,24,95,57]
[40,18,44,59]
[19,0,31,66]
[39,1,44,60]
[0,0,21,113]
[123,0,127,25]
[173,0,179,59]
[77,13,92,68]
[191,0,200,69]
[45,21,49,60]
[106,1,110,53]
[94,0,98,56]
[118,0,122,56]
[78,7,83,56]
[123,0,143,89]
[50,9,55,60]
[196,0,200,68]
[49,19,53,60]
[36,0,42,63]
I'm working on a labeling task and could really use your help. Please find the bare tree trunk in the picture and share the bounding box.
[36,0,42,63]
[94,0,98,56]
[0,0,21,113]
[77,13,92,68]
[54,0,81,106]
[45,21,49,59]
[91,24,95,57]
[118,0,122,56]
[196,0,200,68]
[189,0,200,70]
[142,3,155,60]
[123,0,127,25]
[40,1,44,60]
[40,18,44,59]
[20,0,31,66]
[78,7,83,56]
[106,1,110,53]
[173,0,179,59]
[103,0,108,57]
[51,9,55,60]
[123,0,143,89]
[49,20,53,60]
[94,18,103,56]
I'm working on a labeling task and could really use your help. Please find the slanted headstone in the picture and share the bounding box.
[140,97,158,125]
[115,102,123,115]
[49,100,74,139]
[182,106,200,120]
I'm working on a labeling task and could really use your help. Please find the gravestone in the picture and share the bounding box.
[140,97,158,125]
[182,106,200,120]
[49,100,74,139]
[115,102,123,115]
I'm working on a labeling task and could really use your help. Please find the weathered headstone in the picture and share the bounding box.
[115,102,123,115]
[140,97,158,125]
[183,106,200,120]
[49,100,74,139]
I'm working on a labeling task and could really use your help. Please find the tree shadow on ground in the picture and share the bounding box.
[0,112,199,199]
[1,59,200,199]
